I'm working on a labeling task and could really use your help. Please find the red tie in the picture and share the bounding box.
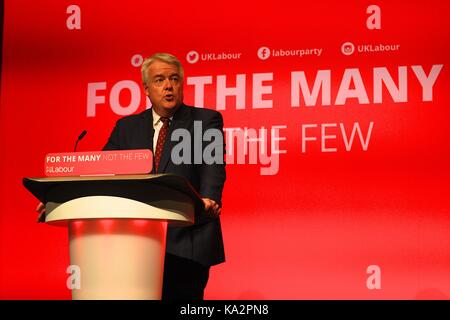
[154,117,170,173]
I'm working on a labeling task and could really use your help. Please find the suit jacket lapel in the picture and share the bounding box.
[138,109,156,173]
[158,104,191,173]
[142,109,154,150]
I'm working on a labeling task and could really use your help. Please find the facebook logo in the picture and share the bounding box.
[257,47,271,60]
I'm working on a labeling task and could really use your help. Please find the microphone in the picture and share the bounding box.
[74,130,87,152]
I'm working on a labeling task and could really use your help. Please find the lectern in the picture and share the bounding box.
[23,174,203,300]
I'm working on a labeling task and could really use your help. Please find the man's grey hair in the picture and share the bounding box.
[141,53,184,85]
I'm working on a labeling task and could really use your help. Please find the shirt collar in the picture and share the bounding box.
[152,108,173,127]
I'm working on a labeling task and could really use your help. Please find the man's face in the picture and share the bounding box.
[144,60,183,117]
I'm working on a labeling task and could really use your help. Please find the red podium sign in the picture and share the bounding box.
[45,150,153,176]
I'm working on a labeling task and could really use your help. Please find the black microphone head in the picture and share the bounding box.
[74,130,88,152]
[78,130,87,140]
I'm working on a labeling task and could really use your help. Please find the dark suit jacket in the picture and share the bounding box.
[103,104,226,266]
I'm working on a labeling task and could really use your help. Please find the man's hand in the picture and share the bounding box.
[202,198,221,219]
[36,202,46,223]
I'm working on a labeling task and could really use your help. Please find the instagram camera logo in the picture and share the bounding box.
[341,42,355,56]
[186,50,200,64]
[257,47,271,60]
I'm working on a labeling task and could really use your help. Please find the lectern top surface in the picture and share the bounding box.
[23,173,203,212]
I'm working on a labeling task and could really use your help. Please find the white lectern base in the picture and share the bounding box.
[69,219,167,300]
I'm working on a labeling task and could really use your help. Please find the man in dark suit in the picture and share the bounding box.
[103,53,226,300]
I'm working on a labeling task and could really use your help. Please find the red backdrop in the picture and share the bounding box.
[1,0,449,299]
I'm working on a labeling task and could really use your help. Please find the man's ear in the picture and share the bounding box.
[143,84,149,96]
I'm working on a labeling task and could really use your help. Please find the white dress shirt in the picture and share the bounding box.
[152,108,173,150]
